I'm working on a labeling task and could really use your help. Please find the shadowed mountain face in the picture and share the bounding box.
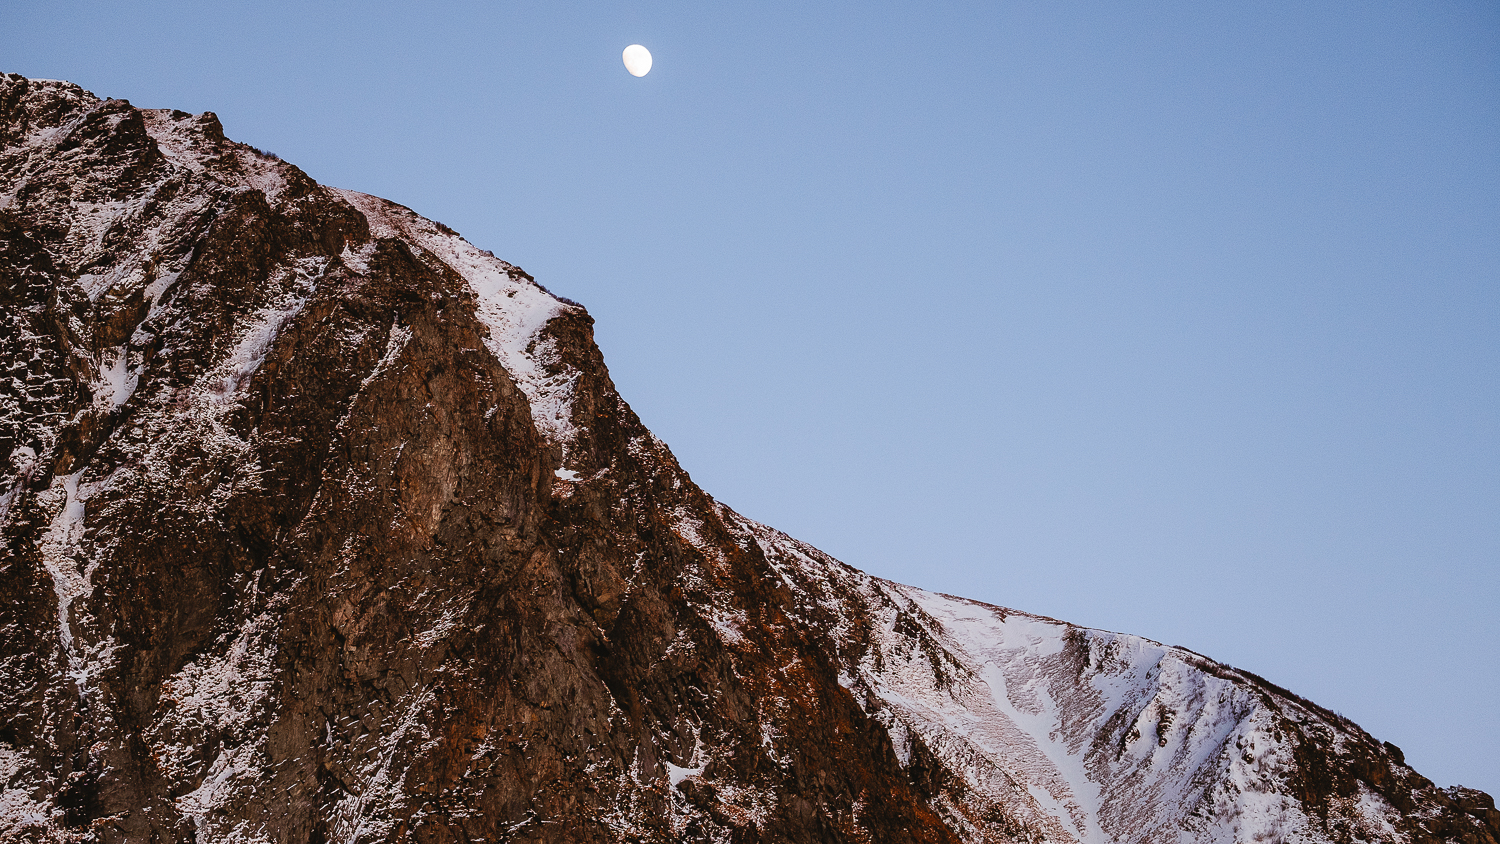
[0,72,1493,844]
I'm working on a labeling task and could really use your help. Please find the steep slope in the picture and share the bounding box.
[0,73,1493,844]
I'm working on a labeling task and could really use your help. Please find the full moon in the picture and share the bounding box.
[623,44,652,77]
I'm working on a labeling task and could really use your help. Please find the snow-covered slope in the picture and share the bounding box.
[734,517,1494,844]
[1,72,1495,844]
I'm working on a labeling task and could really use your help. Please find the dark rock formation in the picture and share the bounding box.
[0,72,1493,844]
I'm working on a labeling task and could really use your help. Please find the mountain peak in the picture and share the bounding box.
[1,72,1493,844]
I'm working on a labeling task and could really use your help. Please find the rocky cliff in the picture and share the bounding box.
[0,73,1494,844]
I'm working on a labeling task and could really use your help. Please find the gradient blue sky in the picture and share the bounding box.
[7,1,1497,794]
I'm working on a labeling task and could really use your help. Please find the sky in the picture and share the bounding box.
[6,0,1497,795]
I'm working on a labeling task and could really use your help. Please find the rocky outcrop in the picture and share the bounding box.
[0,72,1493,844]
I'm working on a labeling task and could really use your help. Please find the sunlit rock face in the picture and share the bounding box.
[0,72,1495,844]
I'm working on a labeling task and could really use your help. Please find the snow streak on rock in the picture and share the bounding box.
[332,188,581,451]
[151,608,281,838]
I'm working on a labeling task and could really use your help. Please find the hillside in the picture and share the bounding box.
[0,73,1494,844]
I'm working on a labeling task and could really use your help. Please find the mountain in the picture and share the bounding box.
[0,72,1494,844]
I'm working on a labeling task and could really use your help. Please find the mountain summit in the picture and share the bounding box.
[0,73,1494,844]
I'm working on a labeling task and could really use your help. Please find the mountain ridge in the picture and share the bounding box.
[0,72,1494,844]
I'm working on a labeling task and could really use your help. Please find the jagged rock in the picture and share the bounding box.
[0,72,1493,844]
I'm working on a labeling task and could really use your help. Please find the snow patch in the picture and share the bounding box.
[94,345,138,410]
[327,686,438,842]
[413,597,472,648]
[39,472,88,654]
[151,608,281,836]
[666,761,704,787]
[0,746,58,840]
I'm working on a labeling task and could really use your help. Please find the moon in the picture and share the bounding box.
[623,44,652,77]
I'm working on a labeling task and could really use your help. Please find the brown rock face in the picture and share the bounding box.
[0,73,1494,844]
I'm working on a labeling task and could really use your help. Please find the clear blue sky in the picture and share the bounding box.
[7,0,1497,795]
